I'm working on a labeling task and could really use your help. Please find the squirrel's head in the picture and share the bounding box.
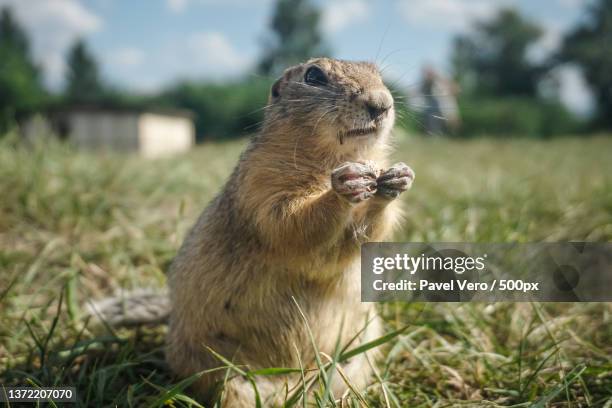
[266,58,395,152]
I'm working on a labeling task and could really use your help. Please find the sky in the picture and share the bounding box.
[0,0,596,114]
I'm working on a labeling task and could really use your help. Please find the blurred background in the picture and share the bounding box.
[1,1,611,406]
[1,0,612,143]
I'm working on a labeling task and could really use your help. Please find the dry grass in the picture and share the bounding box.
[0,132,611,406]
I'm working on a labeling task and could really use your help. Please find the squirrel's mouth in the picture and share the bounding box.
[340,126,378,139]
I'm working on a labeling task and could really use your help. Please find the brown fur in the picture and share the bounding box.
[166,58,412,406]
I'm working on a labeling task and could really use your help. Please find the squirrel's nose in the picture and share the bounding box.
[366,102,390,120]
[364,90,393,120]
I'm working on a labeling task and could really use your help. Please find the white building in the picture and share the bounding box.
[24,106,195,158]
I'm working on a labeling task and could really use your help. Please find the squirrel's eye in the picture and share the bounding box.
[304,66,328,86]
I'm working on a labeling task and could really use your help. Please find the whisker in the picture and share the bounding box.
[374,21,393,64]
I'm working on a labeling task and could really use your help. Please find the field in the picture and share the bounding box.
[0,132,611,407]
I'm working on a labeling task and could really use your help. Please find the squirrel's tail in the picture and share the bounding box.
[86,288,170,327]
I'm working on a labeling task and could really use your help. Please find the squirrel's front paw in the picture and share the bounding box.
[331,161,378,203]
[376,162,415,199]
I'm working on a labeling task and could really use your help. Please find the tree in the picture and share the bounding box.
[257,0,328,76]
[0,7,44,132]
[451,8,544,97]
[0,7,28,52]
[64,39,104,103]
[561,0,612,128]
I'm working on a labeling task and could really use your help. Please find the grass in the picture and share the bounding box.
[0,131,611,407]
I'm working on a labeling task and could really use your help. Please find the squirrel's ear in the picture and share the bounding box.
[269,65,303,102]
[270,77,283,101]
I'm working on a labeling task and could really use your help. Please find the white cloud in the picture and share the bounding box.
[539,24,563,53]
[186,31,252,76]
[396,0,505,32]
[166,0,188,13]
[323,0,369,33]
[106,31,253,92]
[558,0,588,9]
[108,47,145,68]
[0,0,102,88]
[529,20,564,62]
[164,0,270,13]
[556,65,594,116]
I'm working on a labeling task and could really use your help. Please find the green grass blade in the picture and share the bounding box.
[339,326,409,363]
[250,367,303,376]
[529,364,586,408]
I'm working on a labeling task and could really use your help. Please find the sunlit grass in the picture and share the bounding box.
[0,132,611,406]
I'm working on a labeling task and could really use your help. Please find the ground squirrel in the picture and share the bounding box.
[167,57,414,406]
[93,57,414,406]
